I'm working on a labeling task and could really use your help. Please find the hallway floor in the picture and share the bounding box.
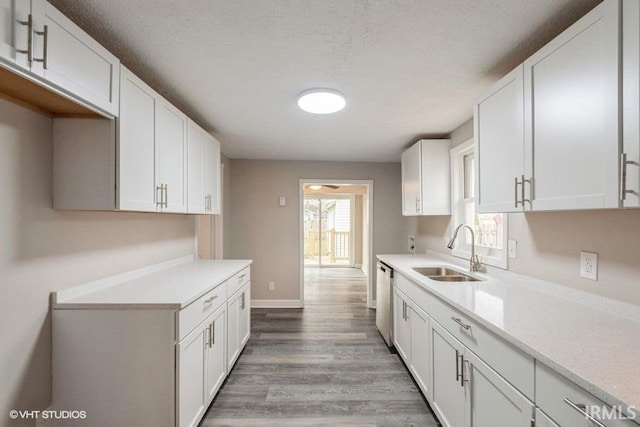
[200,268,440,426]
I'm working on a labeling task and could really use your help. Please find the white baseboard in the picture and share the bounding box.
[251,299,304,308]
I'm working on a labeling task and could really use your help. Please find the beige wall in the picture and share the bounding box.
[0,99,196,426]
[416,118,640,306]
[229,160,412,301]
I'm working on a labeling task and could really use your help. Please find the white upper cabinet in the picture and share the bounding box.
[475,65,525,213]
[401,142,422,215]
[0,0,119,117]
[54,66,213,215]
[401,139,451,216]
[523,0,620,211]
[187,120,221,215]
[118,68,157,212]
[155,98,188,213]
[623,0,640,208]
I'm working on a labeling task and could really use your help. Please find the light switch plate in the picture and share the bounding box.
[580,251,598,281]
[508,240,517,259]
[278,196,286,207]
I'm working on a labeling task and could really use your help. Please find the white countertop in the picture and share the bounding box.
[53,259,252,310]
[378,253,640,418]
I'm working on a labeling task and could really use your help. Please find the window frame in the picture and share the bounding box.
[450,138,508,269]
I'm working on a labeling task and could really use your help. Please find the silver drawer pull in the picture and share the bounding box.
[451,317,471,330]
[204,295,218,304]
[563,397,606,427]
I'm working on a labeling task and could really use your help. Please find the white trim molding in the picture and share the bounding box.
[251,299,304,309]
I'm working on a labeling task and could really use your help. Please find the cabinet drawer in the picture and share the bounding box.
[536,363,637,427]
[227,267,250,297]
[430,296,534,399]
[178,284,227,341]
[394,273,434,313]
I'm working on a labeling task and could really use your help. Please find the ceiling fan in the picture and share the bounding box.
[306,184,340,190]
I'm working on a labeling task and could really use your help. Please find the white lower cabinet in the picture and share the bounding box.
[536,362,637,427]
[227,282,251,371]
[393,288,411,362]
[393,287,432,400]
[430,321,534,427]
[50,264,251,427]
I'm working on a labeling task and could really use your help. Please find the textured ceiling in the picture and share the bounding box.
[50,0,600,161]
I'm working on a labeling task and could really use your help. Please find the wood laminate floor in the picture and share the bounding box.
[200,268,440,427]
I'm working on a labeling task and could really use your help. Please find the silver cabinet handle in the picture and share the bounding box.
[163,184,168,208]
[33,24,48,69]
[241,292,245,310]
[206,324,211,348]
[621,152,628,202]
[462,359,470,387]
[238,274,246,281]
[455,350,462,383]
[16,14,33,62]
[415,197,420,212]
[402,301,406,321]
[521,175,531,206]
[514,177,521,208]
[563,398,605,427]
[204,295,218,304]
[452,316,471,330]
[210,321,215,346]
[156,185,163,208]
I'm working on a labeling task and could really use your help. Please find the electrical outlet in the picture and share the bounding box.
[508,240,517,259]
[268,282,275,291]
[580,251,598,281]
[408,235,416,254]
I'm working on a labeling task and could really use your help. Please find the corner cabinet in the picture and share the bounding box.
[476,0,624,213]
[53,66,221,214]
[0,0,119,117]
[401,139,451,216]
[50,263,252,427]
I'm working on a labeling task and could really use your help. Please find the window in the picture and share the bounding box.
[450,139,507,269]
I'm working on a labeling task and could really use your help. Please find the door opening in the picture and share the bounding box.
[299,180,374,308]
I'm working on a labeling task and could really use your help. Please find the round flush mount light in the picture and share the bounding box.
[297,89,346,114]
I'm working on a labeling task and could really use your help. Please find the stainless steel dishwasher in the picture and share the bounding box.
[376,261,393,347]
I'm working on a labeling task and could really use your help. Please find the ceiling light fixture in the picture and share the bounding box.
[309,185,323,190]
[297,89,346,114]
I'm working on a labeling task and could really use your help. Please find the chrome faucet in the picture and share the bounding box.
[447,224,482,272]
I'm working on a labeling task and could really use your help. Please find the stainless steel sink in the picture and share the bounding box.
[412,267,460,276]
[412,266,482,282]
[429,275,479,282]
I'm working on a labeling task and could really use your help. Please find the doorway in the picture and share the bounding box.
[299,180,374,308]
[303,196,354,267]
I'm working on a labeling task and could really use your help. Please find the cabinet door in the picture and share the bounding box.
[475,65,525,213]
[623,0,640,208]
[464,350,534,427]
[420,139,451,215]
[205,306,227,403]
[392,289,410,363]
[401,141,421,215]
[204,134,221,214]
[187,121,206,214]
[524,0,620,211]
[0,0,32,70]
[118,67,157,212]
[238,285,251,348]
[409,304,431,400]
[431,321,465,427]
[226,294,240,371]
[536,409,559,427]
[35,1,119,116]
[156,98,188,213]
[176,322,207,427]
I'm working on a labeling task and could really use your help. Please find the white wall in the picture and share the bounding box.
[228,160,412,302]
[416,118,640,306]
[0,99,196,426]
